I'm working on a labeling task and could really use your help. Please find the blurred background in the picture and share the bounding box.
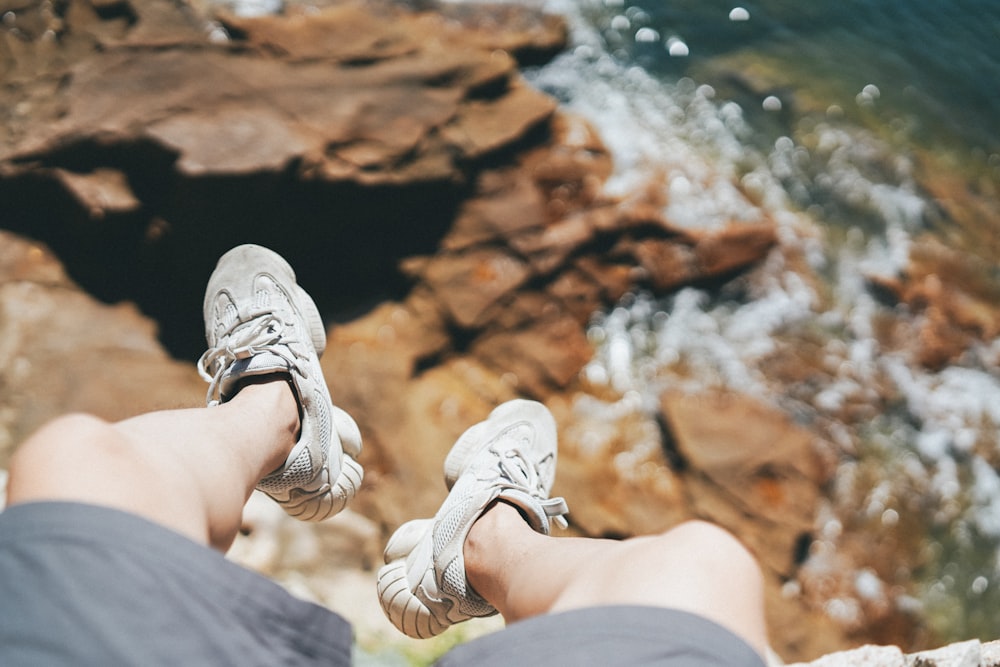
[1,0,998,663]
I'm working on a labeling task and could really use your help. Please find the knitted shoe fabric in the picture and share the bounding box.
[197,244,362,521]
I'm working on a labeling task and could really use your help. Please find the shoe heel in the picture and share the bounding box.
[377,560,449,639]
[382,519,432,562]
[279,454,363,522]
[331,405,363,458]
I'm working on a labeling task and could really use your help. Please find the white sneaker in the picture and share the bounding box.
[377,400,568,638]
[197,244,363,521]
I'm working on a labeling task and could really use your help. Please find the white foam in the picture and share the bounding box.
[729,7,751,22]
[527,0,1000,591]
[667,38,689,57]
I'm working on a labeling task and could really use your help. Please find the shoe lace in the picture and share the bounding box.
[496,446,569,529]
[197,313,309,405]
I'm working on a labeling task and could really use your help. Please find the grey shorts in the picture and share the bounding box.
[436,606,765,666]
[0,502,764,667]
[0,501,352,666]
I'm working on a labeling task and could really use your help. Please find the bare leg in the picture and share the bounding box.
[6,378,298,552]
[465,503,769,659]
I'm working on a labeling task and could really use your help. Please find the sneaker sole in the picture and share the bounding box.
[277,453,364,521]
[377,519,450,639]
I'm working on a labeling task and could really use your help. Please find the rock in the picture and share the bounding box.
[471,311,593,396]
[217,4,421,63]
[443,168,551,252]
[625,238,699,291]
[615,220,778,290]
[548,394,691,538]
[0,0,585,361]
[49,168,142,217]
[907,639,981,667]
[429,1,568,67]
[984,640,1000,667]
[865,235,1000,370]
[661,389,826,577]
[786,644,906,667]
[440,81,558,160]
[691,222,780,277]
[0,232,204,460]
[783,639,1000,667]
[418,248,533,329]
[1,1,560,186]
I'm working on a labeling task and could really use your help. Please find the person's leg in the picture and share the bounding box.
[1,244,362,667]
[6,378,298,551]
[377,398,769,663]
[464,503,769,659]
[6,243,364,551]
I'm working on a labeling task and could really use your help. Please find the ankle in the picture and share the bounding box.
[464,502,531,599]
[228,379,300,465]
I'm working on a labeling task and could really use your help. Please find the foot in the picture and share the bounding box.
[197,244,363,521]
[377,400,568,638]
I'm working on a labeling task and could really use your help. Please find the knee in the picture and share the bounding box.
[660,520,763,581]
[11,413,120,471]
[7,413,137,504]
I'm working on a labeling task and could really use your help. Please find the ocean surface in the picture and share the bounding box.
[500,0,1000,643]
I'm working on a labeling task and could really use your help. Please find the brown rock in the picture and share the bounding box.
[546,395,691,538]
[624,237,698,291]
[521,112,614,212]
[691,221,778,277]
[440,80,557,160]
[1,0,563,188]
[865,235,1000,370]
[444,168,549,251]
[509,212,596,276]
[430,1,568,66]
[471,313,592,397]
[0,231,74,286]
[660,389,826,575]
[0,233,203,462]
[573,254,636,305]
[420,248,533,329]
[546,267,607,323]
[147,104,317,176]
[219,4,419,63]
[49,167,142,216]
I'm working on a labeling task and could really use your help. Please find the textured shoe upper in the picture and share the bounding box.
[198,275,316,405]
[456,421,569,534]
[197,245,362,522]
[429,415,568,620]
[377,400,569,637]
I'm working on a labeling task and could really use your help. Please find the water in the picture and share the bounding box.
[503,0,1000,644]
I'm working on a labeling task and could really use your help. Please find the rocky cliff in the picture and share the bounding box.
[1,0,995,663]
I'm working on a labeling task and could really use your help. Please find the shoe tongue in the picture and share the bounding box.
[496,489,568,536]
[219,351,291,401]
